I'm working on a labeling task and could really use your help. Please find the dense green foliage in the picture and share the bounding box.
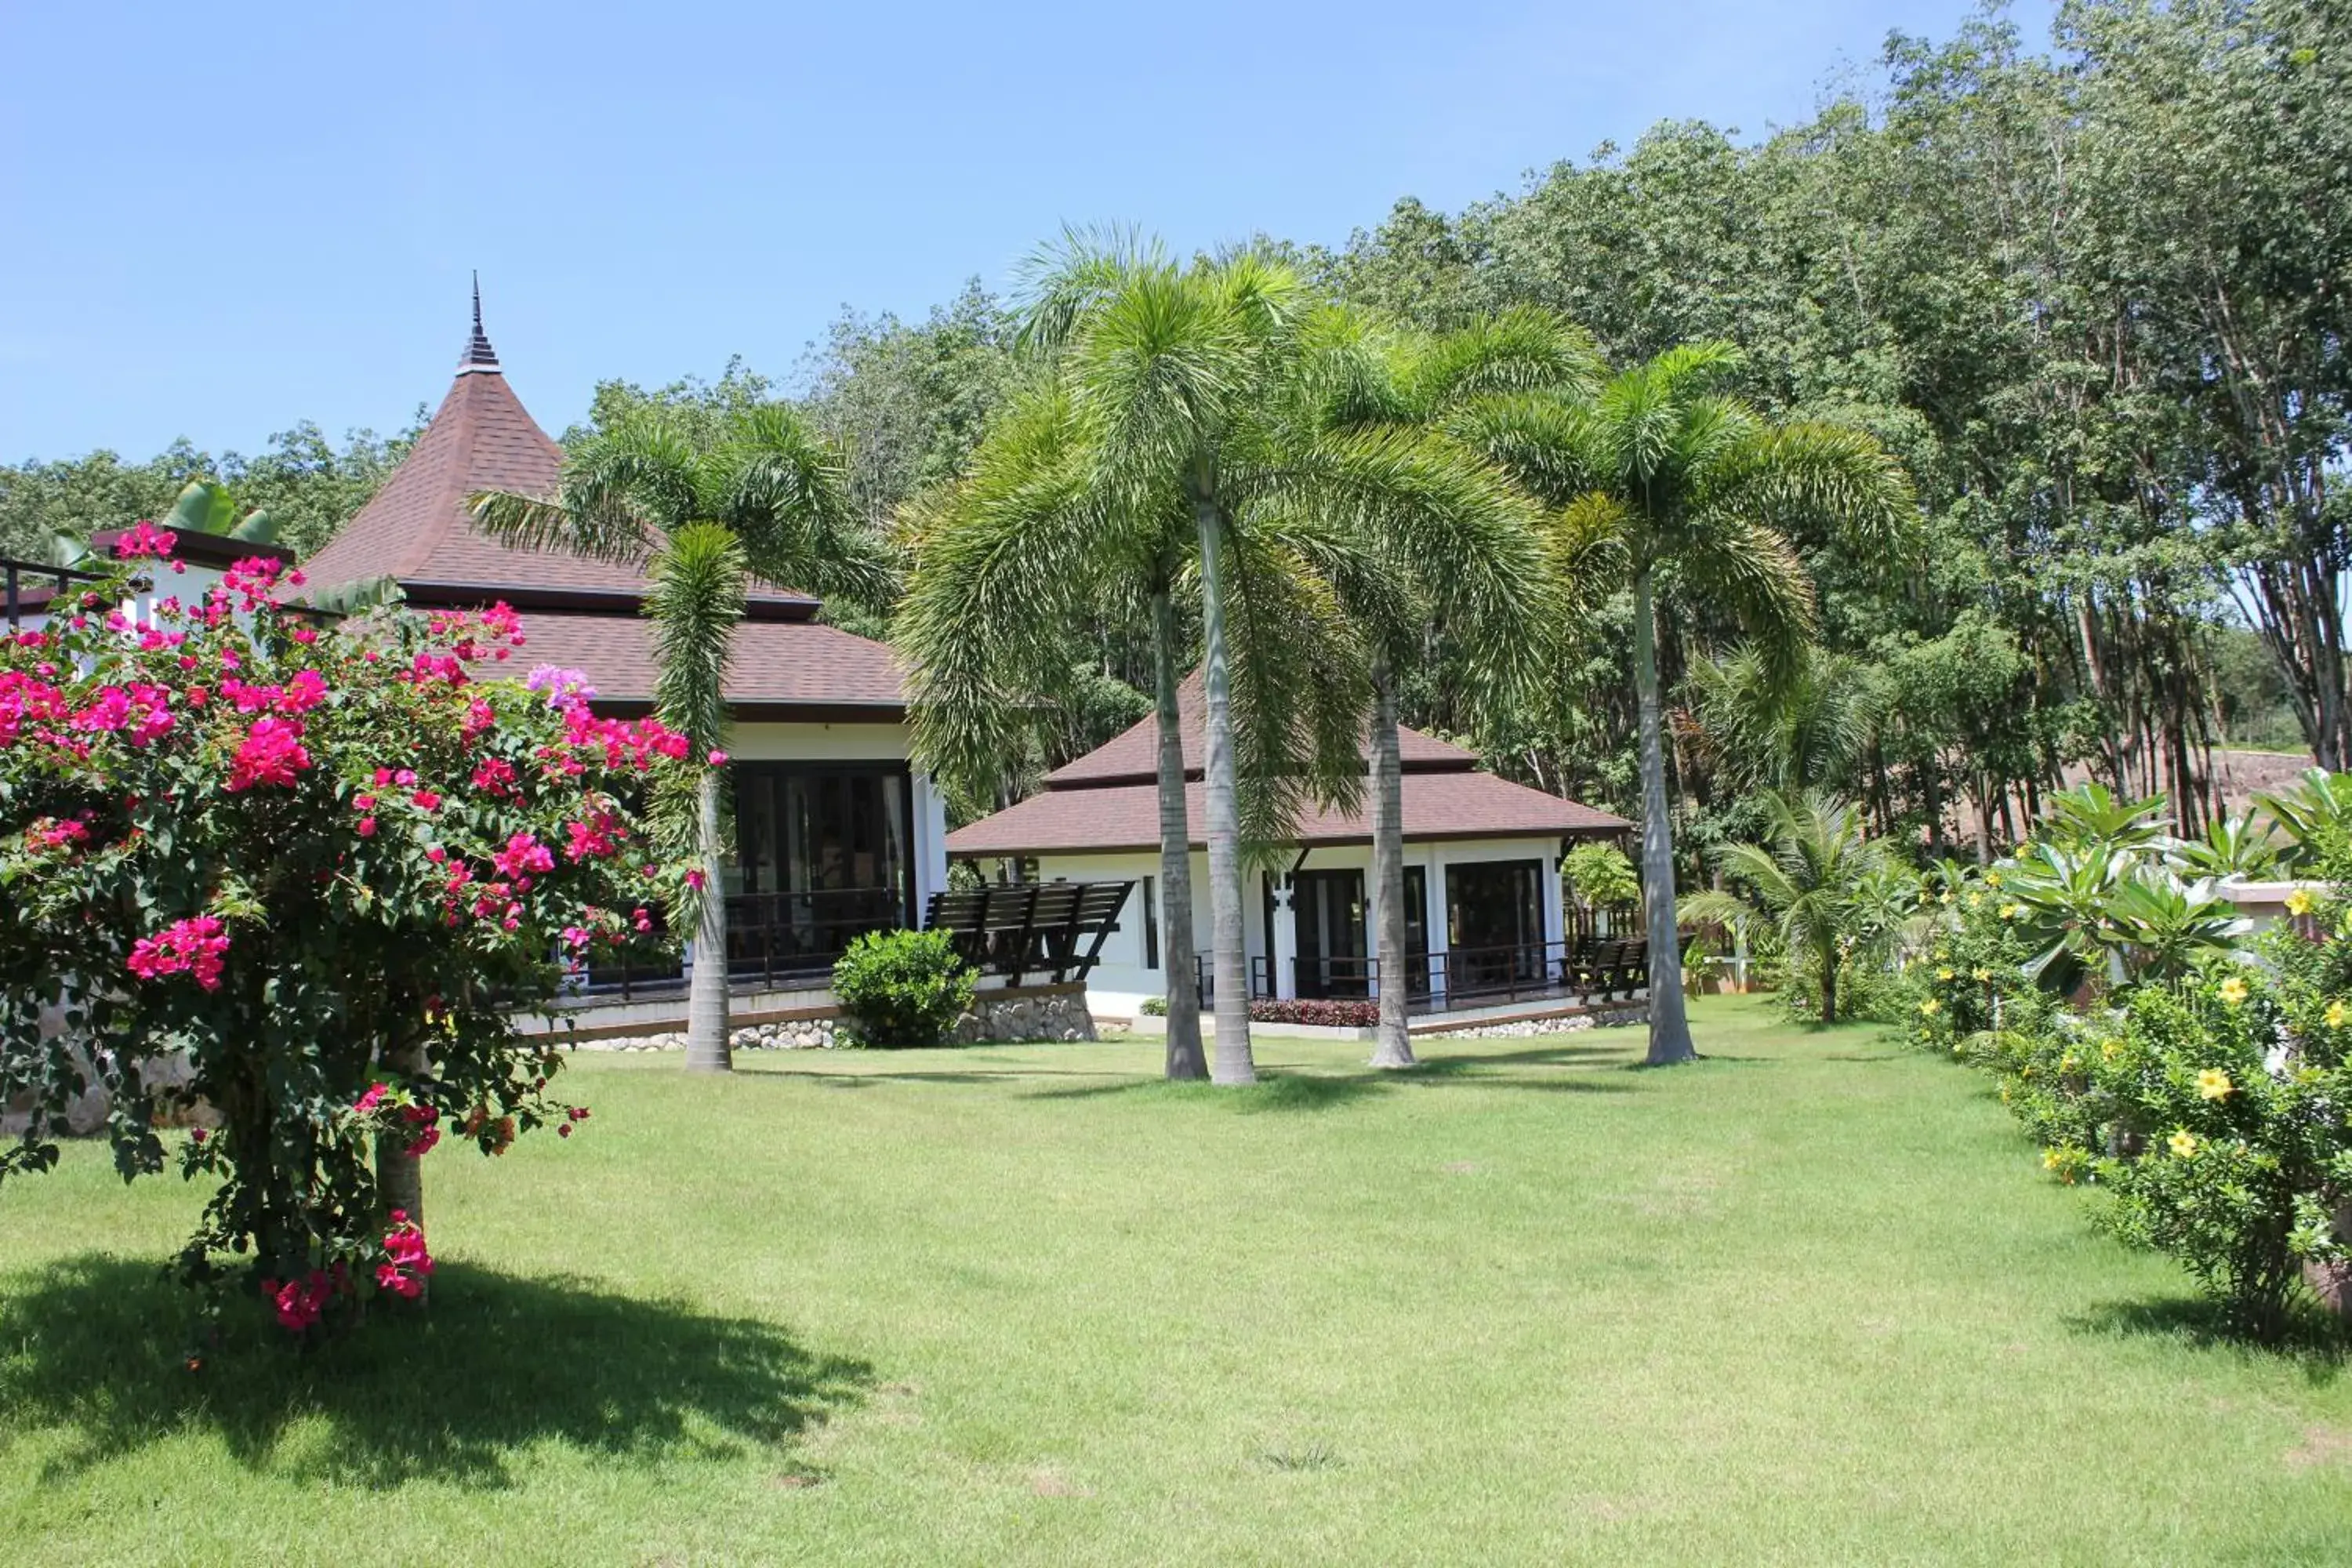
[829,929,978,1048]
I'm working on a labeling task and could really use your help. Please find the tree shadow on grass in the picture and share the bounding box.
[1022,1044,1646,1111]
[0,1254,872,1489]
[2067,1294,2351,1386]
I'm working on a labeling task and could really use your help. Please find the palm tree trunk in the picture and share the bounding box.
[684,767,733,1073]
[1819,937,1839,1025]
[1194,498,1255,1085]
[1152,590,1207,1080]
[1368,655,1414,1069]
[1633,568,1695,1065]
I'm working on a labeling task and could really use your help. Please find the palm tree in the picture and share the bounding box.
[1457,342,1912,1065]
[1699,791,1892,1025]
[1684,642,1884,796]
[907,237,1516,1084]
[472,405,890,1073]
[1307,308,1583,1068]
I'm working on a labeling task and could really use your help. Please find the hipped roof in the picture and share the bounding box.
[302,295,898,716]
[946,775,1628,857]
[948,670,1629,858]
[1045,672,1476,789]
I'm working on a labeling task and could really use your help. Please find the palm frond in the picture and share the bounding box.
[644,521,748,751]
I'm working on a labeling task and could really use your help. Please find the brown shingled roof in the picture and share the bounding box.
[514,611,906,718]
[946,773,1629,857]
[300,357,636,596]
[305,299,812,615]
[1046,670,1476,788]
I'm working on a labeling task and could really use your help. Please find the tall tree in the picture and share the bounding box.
[472,405,890,1073]
[1312,307,1586,1067]
[1461,343,1911,1064]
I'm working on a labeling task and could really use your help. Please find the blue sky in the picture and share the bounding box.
[1,1,2050,462]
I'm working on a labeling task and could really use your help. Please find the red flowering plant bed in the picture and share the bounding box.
[0,530,699,1342]
[1249,998,1381,1029]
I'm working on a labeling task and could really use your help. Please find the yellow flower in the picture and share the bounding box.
[1999,903,2021,921]
[2328,1000,2348,1030]
[1918,998,1941,1017]
[2285,888,2315,917]
[2196,1068,2234,1102]
[2100,1037,2123,1063]
[2042,1149,2063,1171]
[2168,1129,2198,1160]
[2217,975,2249,1007]
[1986,871,2003,889]
[2060,1053,2079,1073]
[1967,892,1984,909]
[1973,967,1992,982]
[1937,967,1955,982]
[1940,890,1953,906]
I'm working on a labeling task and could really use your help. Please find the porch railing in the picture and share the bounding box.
[1205,937,1653,1015]
[583,885,905,1000]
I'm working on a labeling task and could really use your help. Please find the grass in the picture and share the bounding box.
[3,996,2350,1565]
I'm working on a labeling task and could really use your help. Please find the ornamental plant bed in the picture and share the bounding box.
[1249,997,1379,1029]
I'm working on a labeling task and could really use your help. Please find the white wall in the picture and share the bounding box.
[727,720,909,762]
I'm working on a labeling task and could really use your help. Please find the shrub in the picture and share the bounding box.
[2083,973,2345,1341]
[832,929,978,1047]
[1138,995,1168,1017]
[1249,998,1379,1028]
[0,542,696,1340]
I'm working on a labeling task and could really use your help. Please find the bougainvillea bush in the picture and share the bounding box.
[0,532,699,1341]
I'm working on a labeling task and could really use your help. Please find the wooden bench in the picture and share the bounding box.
[921,880,1137,986]
[1566,938,1648,1004]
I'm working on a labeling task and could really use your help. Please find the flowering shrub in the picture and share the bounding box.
[832,928,978,1047]
[1932,856,2352,1339]
[0,537,700,1340]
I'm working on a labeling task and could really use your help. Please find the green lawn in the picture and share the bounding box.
[3,996,2348,1565]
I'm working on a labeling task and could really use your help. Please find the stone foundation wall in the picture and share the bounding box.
[574,985,1098,1053]
[950,986,1094,1045]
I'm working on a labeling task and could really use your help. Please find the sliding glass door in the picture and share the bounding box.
[728,764,915,977]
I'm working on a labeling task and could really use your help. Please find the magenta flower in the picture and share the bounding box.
[225,717,311,792]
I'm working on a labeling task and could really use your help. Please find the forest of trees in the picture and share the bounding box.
[3,0,2338,864]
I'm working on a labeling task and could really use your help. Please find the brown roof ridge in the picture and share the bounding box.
[1044,668,1479,789]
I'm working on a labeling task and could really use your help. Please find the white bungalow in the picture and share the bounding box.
[300,294,952,1018]
[946,677,1632,1020]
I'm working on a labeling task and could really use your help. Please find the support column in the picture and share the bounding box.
[1269,873,1298,1000]
[1425,853,1450,1009]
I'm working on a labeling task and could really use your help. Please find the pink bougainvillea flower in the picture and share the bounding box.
[224,717,311,792]
[412,790,441,811]
[354,1082,388,1114]
[125,915,230,990]
[492,831,554,882]
[112,521,176,561]
[684,868,707,891]
[707,750,728,767]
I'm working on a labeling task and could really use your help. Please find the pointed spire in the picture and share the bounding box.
[458,271,500,373]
